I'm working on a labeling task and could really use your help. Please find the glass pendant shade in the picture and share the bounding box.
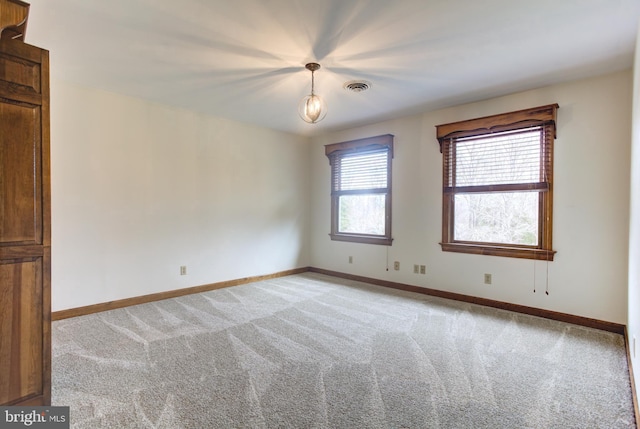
[298,93,327,123]
[299,62,327,124]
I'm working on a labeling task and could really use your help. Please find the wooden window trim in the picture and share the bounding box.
[436,104,558,261]
[325,134,394,246]
[436,104,559,151]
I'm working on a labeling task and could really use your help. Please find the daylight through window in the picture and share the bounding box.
[436,104,558,260]
[326,134,393,245]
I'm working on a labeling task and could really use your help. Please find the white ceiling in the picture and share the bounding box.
[23,0,640,136]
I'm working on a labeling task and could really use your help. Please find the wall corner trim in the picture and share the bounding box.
[625,326,640,426]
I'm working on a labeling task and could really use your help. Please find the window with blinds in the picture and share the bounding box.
[325,134,393,245]
[436,104,558,260]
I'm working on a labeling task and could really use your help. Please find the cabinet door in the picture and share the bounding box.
[0,38,50,406]
[0,101,42,245]
[0,258,43,404]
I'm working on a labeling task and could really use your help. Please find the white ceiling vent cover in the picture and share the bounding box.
[343,80,372,93]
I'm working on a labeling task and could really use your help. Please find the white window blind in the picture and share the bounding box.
[443,125,552,194]
[332,149,389,193]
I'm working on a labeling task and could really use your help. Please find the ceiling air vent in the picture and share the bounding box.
[343,80,372,93]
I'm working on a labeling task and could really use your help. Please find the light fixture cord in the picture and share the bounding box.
[311,70,315,96]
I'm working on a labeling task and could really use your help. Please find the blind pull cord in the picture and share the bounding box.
[385,246,389,271]
[546,258,550,295]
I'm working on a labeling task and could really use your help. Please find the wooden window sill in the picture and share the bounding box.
[330,233,393,246]
[440,242,555,261]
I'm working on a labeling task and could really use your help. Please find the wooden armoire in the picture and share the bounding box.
[0,0,51,406]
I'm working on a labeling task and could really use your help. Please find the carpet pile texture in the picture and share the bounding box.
[52,273,636,428]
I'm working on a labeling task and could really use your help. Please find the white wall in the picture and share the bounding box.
[51,70,632,324]
[310,70,632,324]
[628,21,640,396]
[50,80,310,311]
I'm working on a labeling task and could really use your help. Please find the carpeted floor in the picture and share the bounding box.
[52,273,636,428]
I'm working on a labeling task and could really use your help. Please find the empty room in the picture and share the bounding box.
[2,0,640,427]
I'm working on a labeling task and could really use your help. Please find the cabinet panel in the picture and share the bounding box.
[0,101,41,245]
[0,50,39,93]
[0,257,43,404]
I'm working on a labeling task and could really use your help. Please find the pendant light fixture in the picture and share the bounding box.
[298,62,327,124]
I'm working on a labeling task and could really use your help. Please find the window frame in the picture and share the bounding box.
[325,134,394,246]
[436,104,558,261]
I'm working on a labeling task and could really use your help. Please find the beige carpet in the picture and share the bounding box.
[52,273,636,428]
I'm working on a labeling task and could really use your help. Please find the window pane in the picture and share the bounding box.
[339,194,386,235]
[454,192,539,245]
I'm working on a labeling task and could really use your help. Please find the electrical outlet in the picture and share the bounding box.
[414,264,419,274]
[180,266,187,275]
[484,273,492,284]
[420,265,426,274]
[394,261,400,271]
[349,256,353,264]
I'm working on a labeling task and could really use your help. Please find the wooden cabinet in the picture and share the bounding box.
[0,37,51,406]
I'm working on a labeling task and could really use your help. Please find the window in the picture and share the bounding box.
[325,134,393,245]
[436,104,558,261]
